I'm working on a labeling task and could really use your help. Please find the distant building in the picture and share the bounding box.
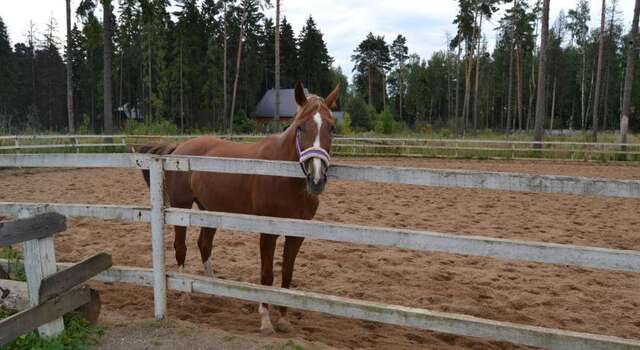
[252,88,344,127]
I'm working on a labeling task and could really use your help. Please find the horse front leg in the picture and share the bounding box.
[197,227,216,277]
[276,235,304,333]
[259,233,278,334]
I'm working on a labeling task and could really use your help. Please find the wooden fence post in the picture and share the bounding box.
[149,157,167,320]
[19,207,65,338]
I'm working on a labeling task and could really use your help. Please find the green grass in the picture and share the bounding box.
[0,247,24,281]
[0,311,103,350]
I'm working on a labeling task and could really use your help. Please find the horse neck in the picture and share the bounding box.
[274,124,299,162]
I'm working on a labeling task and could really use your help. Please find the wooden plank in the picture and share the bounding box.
[149,159,167,320]
[165,208,640,272]
[3,262,640,349]
[39,253,112,302]
[0,286,91,346]
[0,213,66,246]
[1,154,639,198]
[19,208,65,337]
[0,202,151,223]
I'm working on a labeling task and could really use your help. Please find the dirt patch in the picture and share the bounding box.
[93,314,334,350]
[1,158,639,349]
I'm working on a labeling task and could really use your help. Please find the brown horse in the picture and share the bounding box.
[137,81,340,334]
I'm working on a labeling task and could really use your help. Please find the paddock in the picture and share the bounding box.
[0,156,639,349]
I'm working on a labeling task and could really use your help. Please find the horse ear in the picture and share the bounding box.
[294,81,307,107]
[324,84,341,109]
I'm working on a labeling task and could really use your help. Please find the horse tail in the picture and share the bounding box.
[133,143,177,188]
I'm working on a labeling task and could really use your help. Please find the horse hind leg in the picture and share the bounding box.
[197,227,216,277]
[275,236,304,333]
[259,233,278,335]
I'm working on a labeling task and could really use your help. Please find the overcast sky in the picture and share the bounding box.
[1,0,636,81]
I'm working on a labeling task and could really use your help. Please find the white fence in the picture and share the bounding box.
[0,153,639,349]
[2,134,640,160]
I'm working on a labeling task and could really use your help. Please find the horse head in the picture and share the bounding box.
[291,81,341,195]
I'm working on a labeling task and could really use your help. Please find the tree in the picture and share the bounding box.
[591,0,607,141]
[352,33,391,110]
[66,0,75,133]
[0,16,14,129]
[298,16,332,95]
[533,0,549,146]
[619,0,640,144]
[103,0,114,134]
[390,35,408,119]
[567,0,591,129]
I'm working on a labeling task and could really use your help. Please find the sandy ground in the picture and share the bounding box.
[1,157,639,349]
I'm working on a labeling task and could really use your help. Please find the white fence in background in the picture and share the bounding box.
[0,153,639,349]
[2,134,640,160]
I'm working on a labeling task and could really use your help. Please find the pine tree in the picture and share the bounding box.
[390,35,408,119]
[298,16,332,95]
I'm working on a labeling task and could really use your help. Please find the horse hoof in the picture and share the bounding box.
[275,318,292,333]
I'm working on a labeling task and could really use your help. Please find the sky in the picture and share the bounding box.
[1,0,637,81]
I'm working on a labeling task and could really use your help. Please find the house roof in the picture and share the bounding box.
[252,88,308,118]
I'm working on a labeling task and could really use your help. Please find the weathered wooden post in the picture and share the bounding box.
[149,157,167,320]
[18,207,65,337]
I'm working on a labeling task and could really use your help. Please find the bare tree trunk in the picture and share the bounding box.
[603,66,610,130]
[103,0,114,135]
[455,45,462,134]
[591,0,607,142]
[528,13,539,132]
[473,14,483,131]
[66,0,75,133]
[229,6,248,134]
[223,2,228,130]
[180,44,184,133]
[516,45,523,130]
[619,0,640,145]
[148,41,152,118]
[381,72,386,110]
[507,34,514,131]
[446,39,452,119]
[533,0,549,147]
[274,0,280,128]
[580,51,586,129]
[550,77,557,131]
[368,64,373,106]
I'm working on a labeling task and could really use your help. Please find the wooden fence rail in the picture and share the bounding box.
[0,213,110,344]
[0,152,639,349]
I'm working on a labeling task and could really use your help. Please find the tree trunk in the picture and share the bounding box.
[223,2,228,130]
[446,43,452,119]
[368,64,373,106]
[516,45,524,130]
[591,0,607,142]
[580,50,586,129]
[180,44,184,133]
[473,14,483,131]
[507,33,514,131]
[533,0,549,147]
[229,6,248,134]
[274,0,280,128]
[619,0,640,145]
[550,77,557,131]
[66,0,75,134]
[103,0,113,135]
[455,45,462,134]
[528,13,539,132]
[381,72,386,110]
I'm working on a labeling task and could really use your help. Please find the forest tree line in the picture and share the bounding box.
[0,0,639,139]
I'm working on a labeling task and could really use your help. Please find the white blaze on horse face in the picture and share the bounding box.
[312,113,323,184]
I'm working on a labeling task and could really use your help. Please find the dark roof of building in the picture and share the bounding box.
[252,88,308,118]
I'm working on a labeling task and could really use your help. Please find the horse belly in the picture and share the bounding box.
[191,172,254,214]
